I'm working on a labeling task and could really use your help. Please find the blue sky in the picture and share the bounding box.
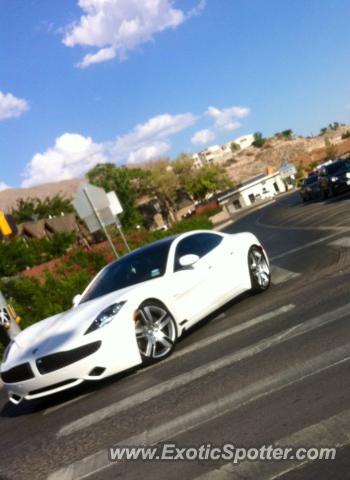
[1,0,350,189]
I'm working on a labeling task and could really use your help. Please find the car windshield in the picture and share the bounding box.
[326,160,350,175]
[80,237,175,303]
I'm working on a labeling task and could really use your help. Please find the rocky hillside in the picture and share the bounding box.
[0,179,85,213]
[224,125,350,183]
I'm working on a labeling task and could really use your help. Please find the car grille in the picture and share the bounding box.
[36,341,101,374]
[1,363,34,383]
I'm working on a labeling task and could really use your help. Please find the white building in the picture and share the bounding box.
[224,134,255,152]
[218,171,287,212]
[192,134,255,168]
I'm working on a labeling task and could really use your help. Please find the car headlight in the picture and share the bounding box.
[331,176,338,182]
[346,172,350,179]
[85,302,126,335]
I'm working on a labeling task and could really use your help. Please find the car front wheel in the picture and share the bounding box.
[248,246,271,293]
[135,301,177,363]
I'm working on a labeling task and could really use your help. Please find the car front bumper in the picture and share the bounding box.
[1,314,142,404]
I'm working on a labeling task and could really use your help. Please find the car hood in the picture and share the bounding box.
[3,282,149,366]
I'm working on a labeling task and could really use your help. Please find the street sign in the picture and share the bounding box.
[279,162,297,179]
[107,191,123,216]
[0,212,17,237]
[73,184,115,233]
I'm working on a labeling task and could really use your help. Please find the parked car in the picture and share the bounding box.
[318,159,350,198]
[300,174,321,202]
[1,230,270,404]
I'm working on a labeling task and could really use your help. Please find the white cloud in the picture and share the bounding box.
[63,0,206,68]
[0,182,11,192]
[206,105,250,132]
[21,111,198,185]
[110,112,198,163]
[127,141,170,164]
[0,91,29,120]
[191,128,216,146]
[21,133,107,187]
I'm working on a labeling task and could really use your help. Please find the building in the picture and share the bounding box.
[196,144,232,165]
[218,171,287,212]
[224,134,255,152]
[192,133,254,168]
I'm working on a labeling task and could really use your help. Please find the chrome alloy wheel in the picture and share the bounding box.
[249,247,270,291]
[135,303,177,361]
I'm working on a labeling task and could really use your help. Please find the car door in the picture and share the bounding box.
[170,232,224,325]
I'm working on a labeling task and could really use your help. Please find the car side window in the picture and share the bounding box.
[174,233,223,271]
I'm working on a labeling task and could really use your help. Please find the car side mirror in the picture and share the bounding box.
[72,294,82,307]
[179,254,200,268]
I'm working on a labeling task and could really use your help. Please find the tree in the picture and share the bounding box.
[86,163,143,228]
[11,194,74,223]
[189,164,234,201]
[341,131,350,140]
[172,154,196,197]
[252,132,266,148]
[146,159,180,224]
[324,138,337,161]
[230,142,241,153]
[281,129,293,138]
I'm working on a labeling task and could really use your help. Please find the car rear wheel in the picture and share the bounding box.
[135,301,177,363]
[249,246,271,293]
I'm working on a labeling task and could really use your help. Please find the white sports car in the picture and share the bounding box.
[1,230,270,404]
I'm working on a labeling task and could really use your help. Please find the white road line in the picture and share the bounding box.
[329,236,350,248]
[58,305,294,437]
[57,301,349,439]
[270,266,299,285]
[170,304,294,361]
[49,346,350,480]
[270,229,350,261]
[43,393,92,415]
[195,408,350,480]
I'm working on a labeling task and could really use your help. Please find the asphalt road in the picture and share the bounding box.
[2,189,350,479]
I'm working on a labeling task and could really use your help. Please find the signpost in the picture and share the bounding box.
[73,184,130,258]
[107,192,130,252]
[280,162,297,179]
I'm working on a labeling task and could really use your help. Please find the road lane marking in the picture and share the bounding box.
[170,304,295,361]
[270,266,299,284]
[329,236,350,248]
[195,408,350,480]
[270,229,350,261]
[49,346,350,480]
[57,301,350,438]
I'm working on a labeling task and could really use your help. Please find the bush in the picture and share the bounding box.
[0,232,75,277]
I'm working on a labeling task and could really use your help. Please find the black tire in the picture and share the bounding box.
[248,246,271,293]
[135,300,177,364]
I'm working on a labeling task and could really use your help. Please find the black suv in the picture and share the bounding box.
[318,159,350,198]
[300,174,321,202]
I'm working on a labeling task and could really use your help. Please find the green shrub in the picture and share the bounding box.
[0,232,75,276]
